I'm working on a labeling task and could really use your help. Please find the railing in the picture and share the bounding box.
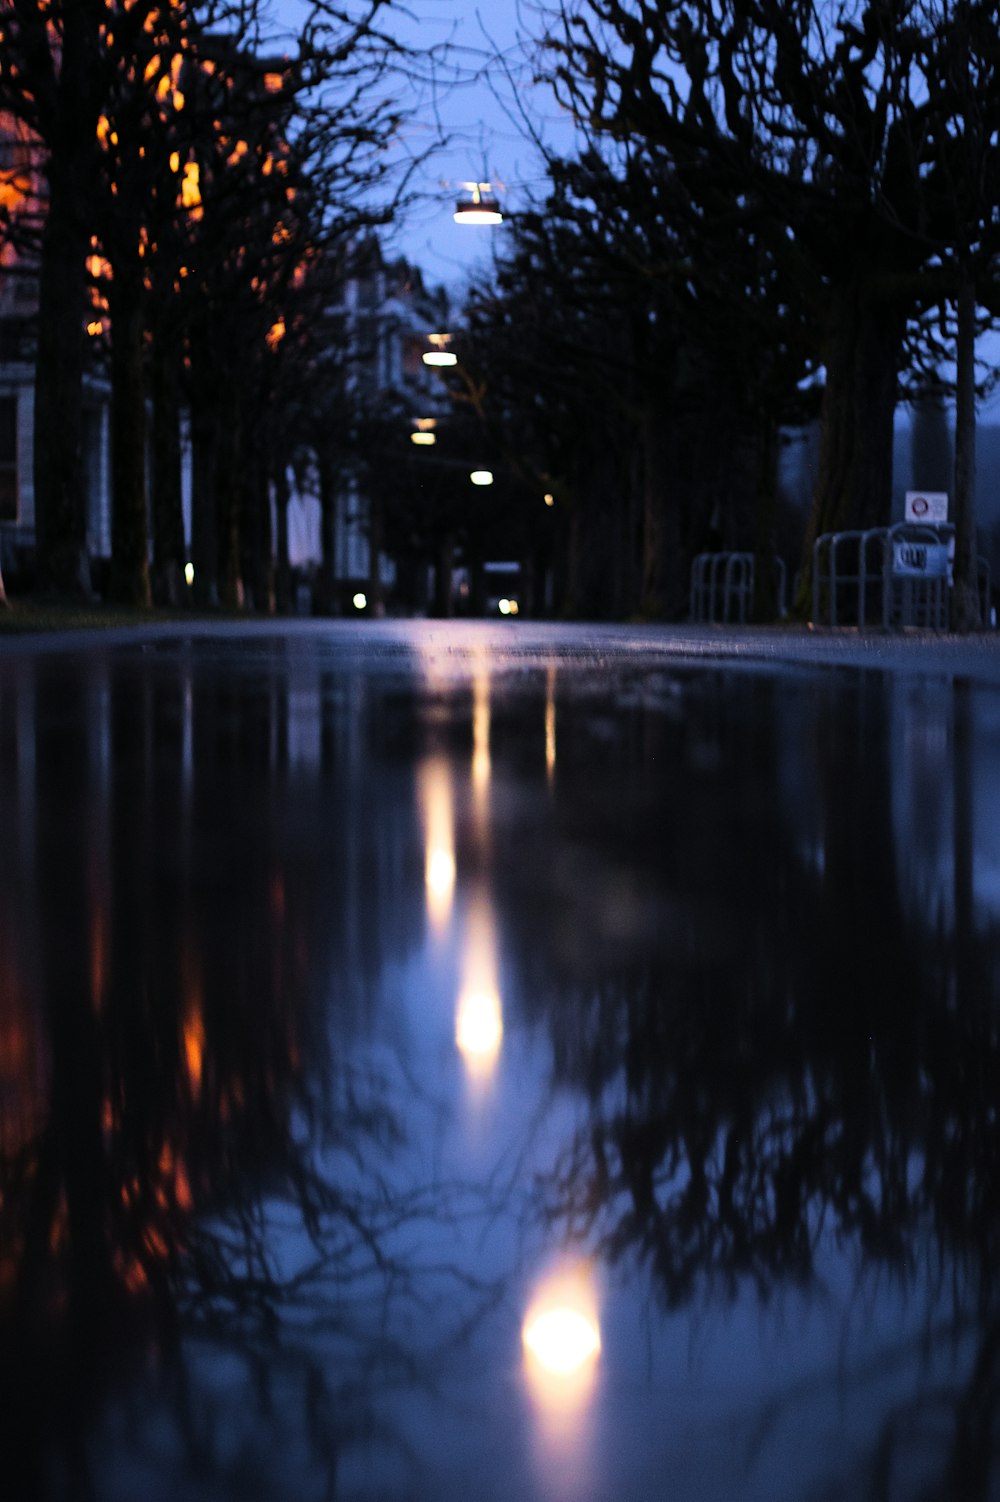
[690,552,787,624]
[811,527,889,628]
[812,522,992,629]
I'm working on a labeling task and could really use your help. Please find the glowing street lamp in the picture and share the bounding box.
[454,181,503,225]
[470,470,494,486]
[422,332,458,368]
[411,416,438,447]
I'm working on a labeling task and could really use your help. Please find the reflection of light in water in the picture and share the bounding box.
[523,1262,601,1418]
[472,669,491,795]
[183,1007,204,1096]
[455,892,502,1081]
[455,987,503,1065]
[181,943,205,1097]
[418,757,456,931]
[522,1264,601,1500]
[523,1265,601,1381]
[427,847,457,902]
[89,887,108,1015]
[523,1306,600,1375]
[545,664,557,783]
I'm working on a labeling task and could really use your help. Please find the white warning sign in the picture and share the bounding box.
[905,491,949,523]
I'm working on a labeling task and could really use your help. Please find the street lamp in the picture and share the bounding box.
[411,416,438,446]
[423,332,458,368]
[454,182,503,225]
[470,470,494,486]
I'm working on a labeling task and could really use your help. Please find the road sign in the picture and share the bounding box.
[892,541,950,577]
[905,491,948,523]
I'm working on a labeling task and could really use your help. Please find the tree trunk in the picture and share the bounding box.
[367,492,384,616]
[242,458,273,615]
[33,159,92,596]
[432,533,454,617]
[150,333,185,607]
[215,391,244,611]
[189,413,218,607]
[108,273,151,608]
[644,415,689,620]
[273,463,291,612]
[752,415,780,622]
[952,273,981,631]
[797,278,905,613]
[316,452,337,614]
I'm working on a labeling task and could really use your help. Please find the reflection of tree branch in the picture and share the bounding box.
[0,654,517,1498]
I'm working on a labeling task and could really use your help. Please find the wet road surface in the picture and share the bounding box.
[1,619,999,1501]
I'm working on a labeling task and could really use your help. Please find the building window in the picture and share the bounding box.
[0,396,16,521]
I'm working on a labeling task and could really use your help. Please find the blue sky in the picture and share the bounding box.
[268,0,575,293]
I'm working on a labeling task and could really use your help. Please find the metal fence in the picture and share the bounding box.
[690,552,787,624]
[811,522,991,629]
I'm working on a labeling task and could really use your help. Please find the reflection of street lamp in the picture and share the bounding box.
[423,332,458,367]
[454,181,503,225]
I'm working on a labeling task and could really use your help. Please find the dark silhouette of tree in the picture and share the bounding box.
[541,0,1000,619]
[461,145,814,618]
[484,663,1000,1493]
[0,0,109,595]
[0,0,423,609]
[912,0,1000,629]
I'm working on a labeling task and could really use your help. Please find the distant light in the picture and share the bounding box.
[423,334,458,367]
[456,987,503,1062]
[353,592,367,610]
[499,598,511,615]
[411,431,437,445]
[454,182,503,225]
[426,848,456,903]
[523,1307,601,1376]
[184,562,194,587]
[470,470,494,486]
[544,493,555,507]
[509,600,519,615]
[455,205,503,225]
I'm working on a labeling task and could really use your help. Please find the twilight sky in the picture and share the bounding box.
[269,0,575,293]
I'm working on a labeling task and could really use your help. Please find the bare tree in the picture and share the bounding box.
[540,0,1000,619]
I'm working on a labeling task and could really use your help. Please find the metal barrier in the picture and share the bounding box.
[883,525,950,629]
[811,527,887,628]
[812,521,992,629]
[690,552,787,624]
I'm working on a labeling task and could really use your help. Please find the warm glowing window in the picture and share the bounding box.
[180,160,200,209]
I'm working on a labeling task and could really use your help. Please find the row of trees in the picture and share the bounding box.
[0,0,418,609]
[4,1,999,625]
[455,0,1000,624]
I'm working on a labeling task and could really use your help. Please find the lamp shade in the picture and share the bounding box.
[454,183,502,225]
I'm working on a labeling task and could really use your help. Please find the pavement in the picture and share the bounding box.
[3,616,1000,685]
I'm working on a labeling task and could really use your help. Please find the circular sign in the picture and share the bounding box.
[911,495,929,516]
